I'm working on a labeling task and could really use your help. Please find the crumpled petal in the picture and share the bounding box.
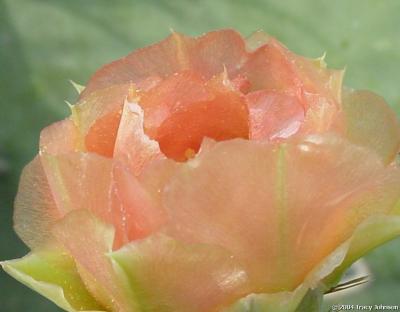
[246,90,304,140]
[113,100,164,176]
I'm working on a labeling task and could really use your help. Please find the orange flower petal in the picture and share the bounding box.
[84,109,122,157]
[138,71,212,137]
[138,71,249,161]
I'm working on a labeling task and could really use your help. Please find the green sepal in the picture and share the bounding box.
[323,215,400,287]
[223,286,312,312]
[294,288,323,312]
[2,249,105,312]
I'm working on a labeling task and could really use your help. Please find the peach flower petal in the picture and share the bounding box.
[110,162,165,249]
[299,93,341,134]
[111,234,250,312]
[41,153,114,218]
[245,30,271,52]
[239,38,301,94]
[240,32,343,108]
[294,56,344,105]
[188,29,247,78]
[14,156,61,250]
[15,151,163,251]
[342,89,400,164]
[43,152,163,247]
[39,118,79,154]
[162,135,400,292]
[324,215,400,287]
[52,211,248,312]
[138,158,180,207]
[82,30,247,96]
[113,100,164,175]
[52,210,132,311]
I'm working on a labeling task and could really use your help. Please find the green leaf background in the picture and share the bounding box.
[1,0,399,310]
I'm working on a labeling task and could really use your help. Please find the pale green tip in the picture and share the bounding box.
[69,80,85,94]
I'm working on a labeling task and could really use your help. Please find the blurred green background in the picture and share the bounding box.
[1,0,400,311]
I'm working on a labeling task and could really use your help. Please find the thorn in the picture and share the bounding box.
[325,275,370,294]
[69,80,85,94]
[314,52,327,68]
[64,100,73,108]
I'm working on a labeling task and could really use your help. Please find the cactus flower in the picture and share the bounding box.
[3,29,400,312]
